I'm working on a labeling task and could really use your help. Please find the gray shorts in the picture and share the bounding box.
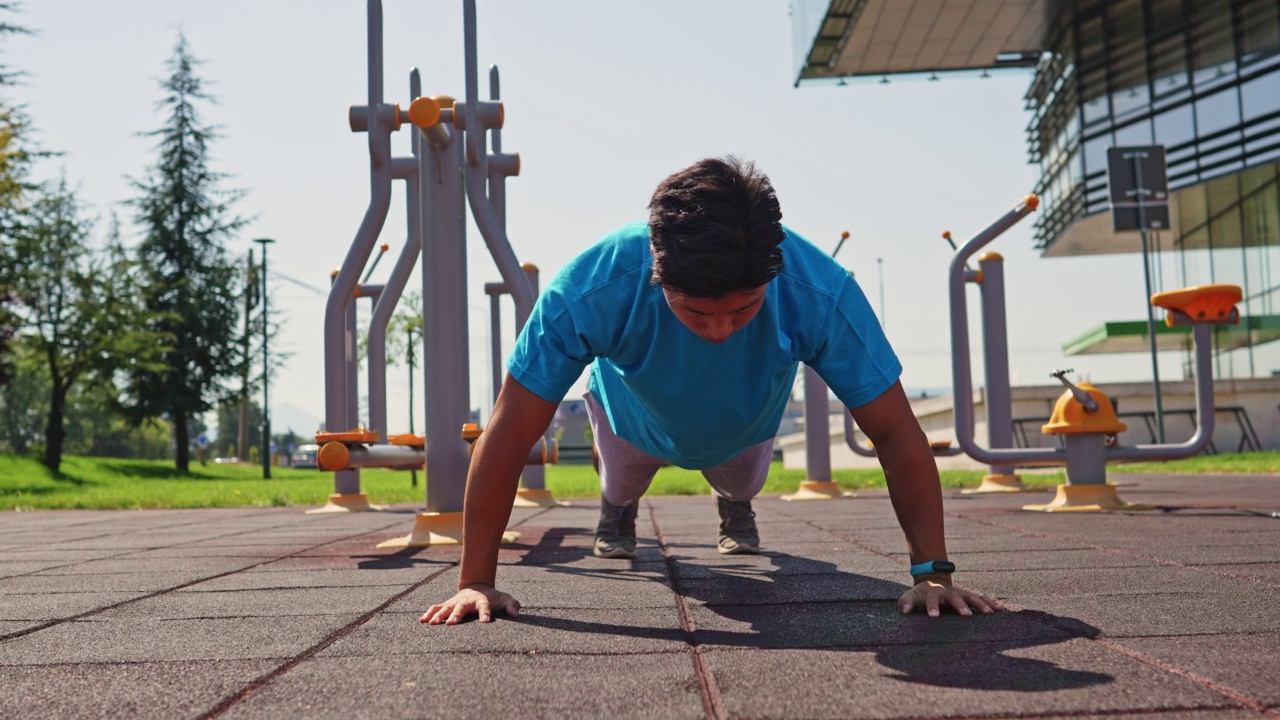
[583,392,773,506]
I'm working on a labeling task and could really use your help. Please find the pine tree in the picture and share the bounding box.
[124,33,246,473]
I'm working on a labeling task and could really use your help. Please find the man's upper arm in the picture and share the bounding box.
[847,380,917,446]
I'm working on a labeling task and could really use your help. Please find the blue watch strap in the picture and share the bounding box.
[910,560,955,576]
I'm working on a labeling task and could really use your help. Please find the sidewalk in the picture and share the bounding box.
[2,473,1279,719]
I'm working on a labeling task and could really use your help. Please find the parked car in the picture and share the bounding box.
[291,444,320,469]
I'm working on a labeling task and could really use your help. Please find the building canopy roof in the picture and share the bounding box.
[1063,315,1280,355]
[795,0,1049,84]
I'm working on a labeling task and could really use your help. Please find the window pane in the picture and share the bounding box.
[1154,103,1197,149]
[1084,133,1113,176]
[1195,87,1242,137]
[1116,119,1154,145]
[1241,70,1280,121]
[1241,179,1279,247]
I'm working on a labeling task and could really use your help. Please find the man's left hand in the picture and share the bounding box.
[899,578,1003,617]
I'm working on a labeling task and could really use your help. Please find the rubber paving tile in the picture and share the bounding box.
[322,608,691,656]
[94,585,414,619]
[216,653,705,720]
[0,591,143,621]
[1112,632,1280,706]
[686,602,1079,650]
[0,614,365,664]
[702,638,1243,719]
[0,660,279,720]
[0,570,228,594]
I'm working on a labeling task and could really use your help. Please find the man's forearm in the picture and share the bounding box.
[877,433,949,565]
[457,436,527,589]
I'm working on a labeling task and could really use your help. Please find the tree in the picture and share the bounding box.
[11,181,163,471]
[123,33,247,473]
[0,4,34,389]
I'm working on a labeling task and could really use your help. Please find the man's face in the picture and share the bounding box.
[661,285,767,344]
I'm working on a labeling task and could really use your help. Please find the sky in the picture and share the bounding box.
[12,0,1263,442]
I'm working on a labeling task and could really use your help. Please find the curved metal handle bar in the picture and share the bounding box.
[948,197,1066,466]
[948,197,1216,466]
[1104,322,1215,461]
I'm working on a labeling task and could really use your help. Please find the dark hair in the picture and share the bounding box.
[647,156,785,297]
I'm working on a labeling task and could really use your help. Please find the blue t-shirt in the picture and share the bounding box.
[507,222,901,469]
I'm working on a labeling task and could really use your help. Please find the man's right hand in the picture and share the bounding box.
[419,584,521,625]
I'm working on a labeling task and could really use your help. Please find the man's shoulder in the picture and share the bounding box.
[777,226,849,295]
[555,222,651,295]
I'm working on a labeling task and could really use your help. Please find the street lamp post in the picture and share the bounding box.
[876,257,885,331]
[254,238,275,479]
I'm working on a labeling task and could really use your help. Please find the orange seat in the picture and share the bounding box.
[1150,284,1241,326]
[315,428,379,444]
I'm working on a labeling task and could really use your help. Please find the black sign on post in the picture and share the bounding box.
[1107,145,1170,232]
[1106,144,1170,442]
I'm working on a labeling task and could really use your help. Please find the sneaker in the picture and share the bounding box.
[717,496,760,555]
[594,497,638,559]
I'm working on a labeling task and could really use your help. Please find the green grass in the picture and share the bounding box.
[1,450,1275,511]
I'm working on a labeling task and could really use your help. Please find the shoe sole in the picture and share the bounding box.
[593,546,637,559]
[718,543,761,555]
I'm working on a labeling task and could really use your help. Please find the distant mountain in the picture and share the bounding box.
[274,402,323,435]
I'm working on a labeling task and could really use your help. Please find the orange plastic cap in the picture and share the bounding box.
[942,231,952,240]
[432,94,456,109]
[317,441,351,472]
[461,423,482,442]
[841,230,850,240]
[1024,194,1040,210]
[521,262,539,272]
[407,96,442,128]
[380,243,389,252]
[1151,284,1242,325]
[1042,384,1127,435]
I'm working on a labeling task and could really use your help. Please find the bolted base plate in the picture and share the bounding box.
[1023,483,1156,512]
[782,481,855,501]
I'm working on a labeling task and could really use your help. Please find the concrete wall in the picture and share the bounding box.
[778,377,1280,472]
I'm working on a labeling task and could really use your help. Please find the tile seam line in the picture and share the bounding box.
[0,517,412,642]
[646,499,727,720]
[194,563,455,720]
[953,513,1280,589]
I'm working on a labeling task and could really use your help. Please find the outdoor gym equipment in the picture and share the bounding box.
[946,195,1241,511]
[844,223,1033,483]
[316,0,560,544]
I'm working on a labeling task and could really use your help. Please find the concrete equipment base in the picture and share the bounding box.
[961,473,1047,494]
[781,481,855,501]
[375,511,520,548]
[1023,483,1156,512]
[512,488,571,508]
[305,493,388,514]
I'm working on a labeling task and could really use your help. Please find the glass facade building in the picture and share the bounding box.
[1024,0,1280,377]
[795,0,1280,379]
